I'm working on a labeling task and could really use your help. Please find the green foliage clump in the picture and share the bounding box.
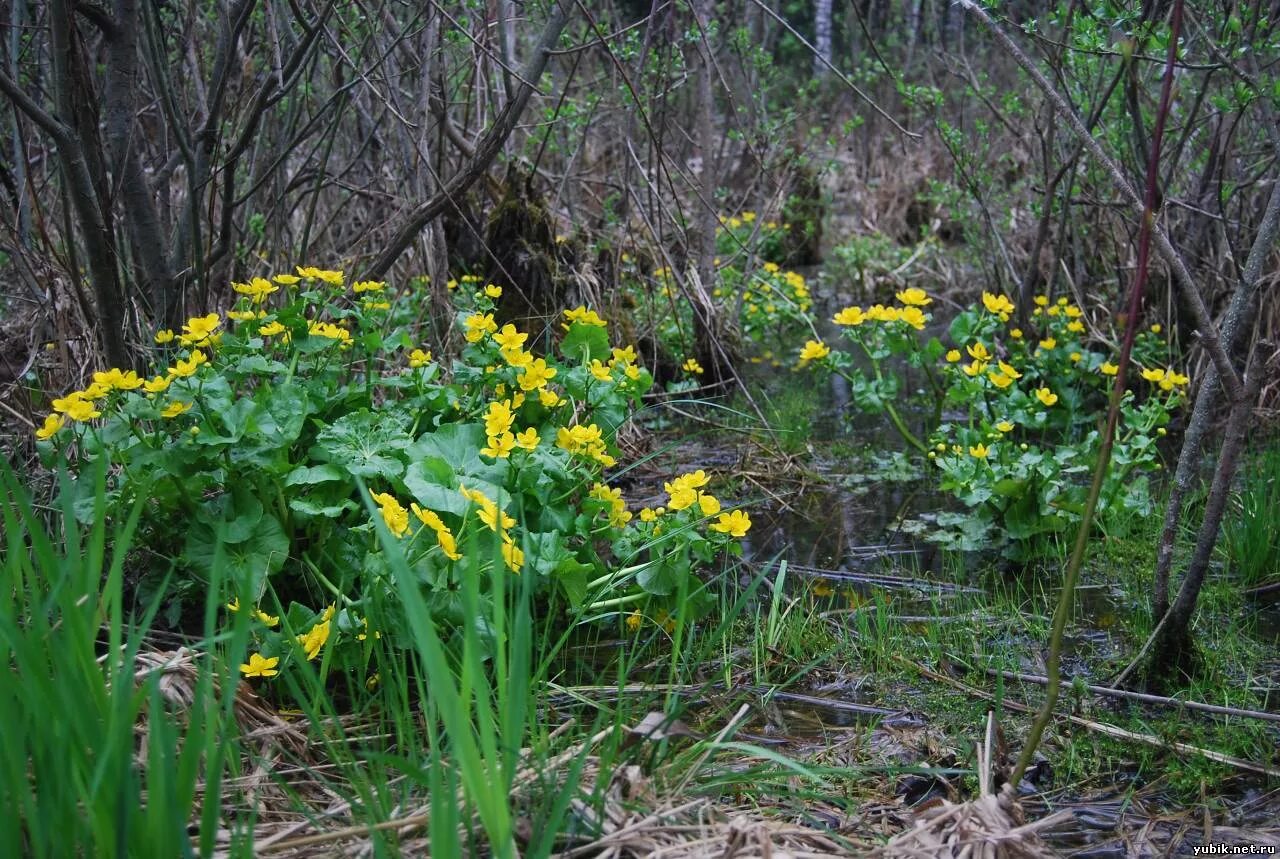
[33,268,754,687]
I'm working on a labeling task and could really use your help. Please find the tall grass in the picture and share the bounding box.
[1221,444,1280,588]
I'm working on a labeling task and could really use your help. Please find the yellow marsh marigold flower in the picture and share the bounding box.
[484,283,503,298]
[1009,328,1023,339]
[233,277,278,303]
[563,306,607,328]
[987,371,1013,389]
[1035,387,1059,407]
[969,443,989,459]
[963,361,987,378]
[1034,295,1049,307]
[161,401,193,418]
[997,360,1021,380]
[501,346,533,369]
[259,321,286,337]
[626,611,643,632]
[515,427,539,450]
[982,292,1014,316]
[52,393,101,422]
[493,324,528,352]
[1166,370,1189,387]
[1070,352,1082,363]
[945,349,961,363]
[273,273,300,285]
[1101,361,1119,375]
[682,358,704,375]
[710,509,752,537]
[179,313,221,347]
[297,621,331,660]
[460,485,515,532]
[588,360,612,382]
[308,320,351,344]
[1150,324,1162,334]
[639,507,663,522]
[169,350,209,378]
[226,309,259,322]
[408,348,432,368]
[154,329,175,344]
[797,340,830,367]
[481,431,516,459]
[501,533,525,572]
[352,280,385,293]
[1065,305,1083,318]
[1140,368,1166,384]
[1046,306,1060,317]
[370,490,410,538]
[834,306,866,326]
[1067,320,1084,333]
[254,609,279,627]
[899,306,927,330]
[35,413,65,440]
[895,287,932,306]
[464,312,497,343]
[412,504,462,560]
[94,368,145,391]
[698,493,722,516]
[996,420,1014,433]
[296,266,344,285]
[611,345,638,366]
[518,357,557,391]
[967,342,991,361]
[539,388,562,408]
[1038,337,1056,350]
[240,653,279,678]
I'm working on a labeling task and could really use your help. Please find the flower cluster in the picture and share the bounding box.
[36,264,757,683]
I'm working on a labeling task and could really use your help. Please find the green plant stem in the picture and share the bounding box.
[832,365,927,453]
[1010,0,1182,785]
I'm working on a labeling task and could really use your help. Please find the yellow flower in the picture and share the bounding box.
[370,490,410,537]
[240,653,279,678]
[982,292,1014,316]
[563,306,607,328]
[460,485,515,532]
[797,340,830,367]
[896,287,931,306]
[833,306,866,326]
[51,392,102,422]
[515,427,539,450]
[296,266,344,285]
[588,359,613,382]
[1166,370,1189,387]
[698,493,721,516]
[484,283,503,298]
[161,401,193,418]
[178,313,222,347]
[995,421,1014,433]
[967,342,991,361]
[1070,352,1082,363]
[1101,361,1119,376]
[1140,368,1166,383]
[626,611,643,632]
[945,349,961,363]
[639,507,664,522]
[35,413,65,440]
[259,321,286,337]
[1150,323,1162,334]
[296,620,331,660]
[308,320,351,343]
[254,609,280,627]
[1065,305,1083,318]
[709,509,752,537]
[1067,320,1084,333]
[411,504,462,560]
[1038,337,1056,350]
[226,598,240,612]
[969,443,989,459]
[481,431,516,459]
[963,360,987,377]
[539,388,562,408]
[169,350,209,378]
[1057,297,1068,306]
[987,371,1013,389]
[93,368,145,391]
[1009,328,1023,339]
[517,357,557,391]
[899,306,927,330]
[1034,295,1049,307]
[493,324,528,352]
[463,312,498,342]
[1035,387,1059,406]
[352,280,385,293]
[154,329,175,344]
[233,277,278,304]
[997,360,1021,379]
[273,273,301,285]
[682,358,704,375]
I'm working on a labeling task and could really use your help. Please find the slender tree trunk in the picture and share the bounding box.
[813,0,833,77]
